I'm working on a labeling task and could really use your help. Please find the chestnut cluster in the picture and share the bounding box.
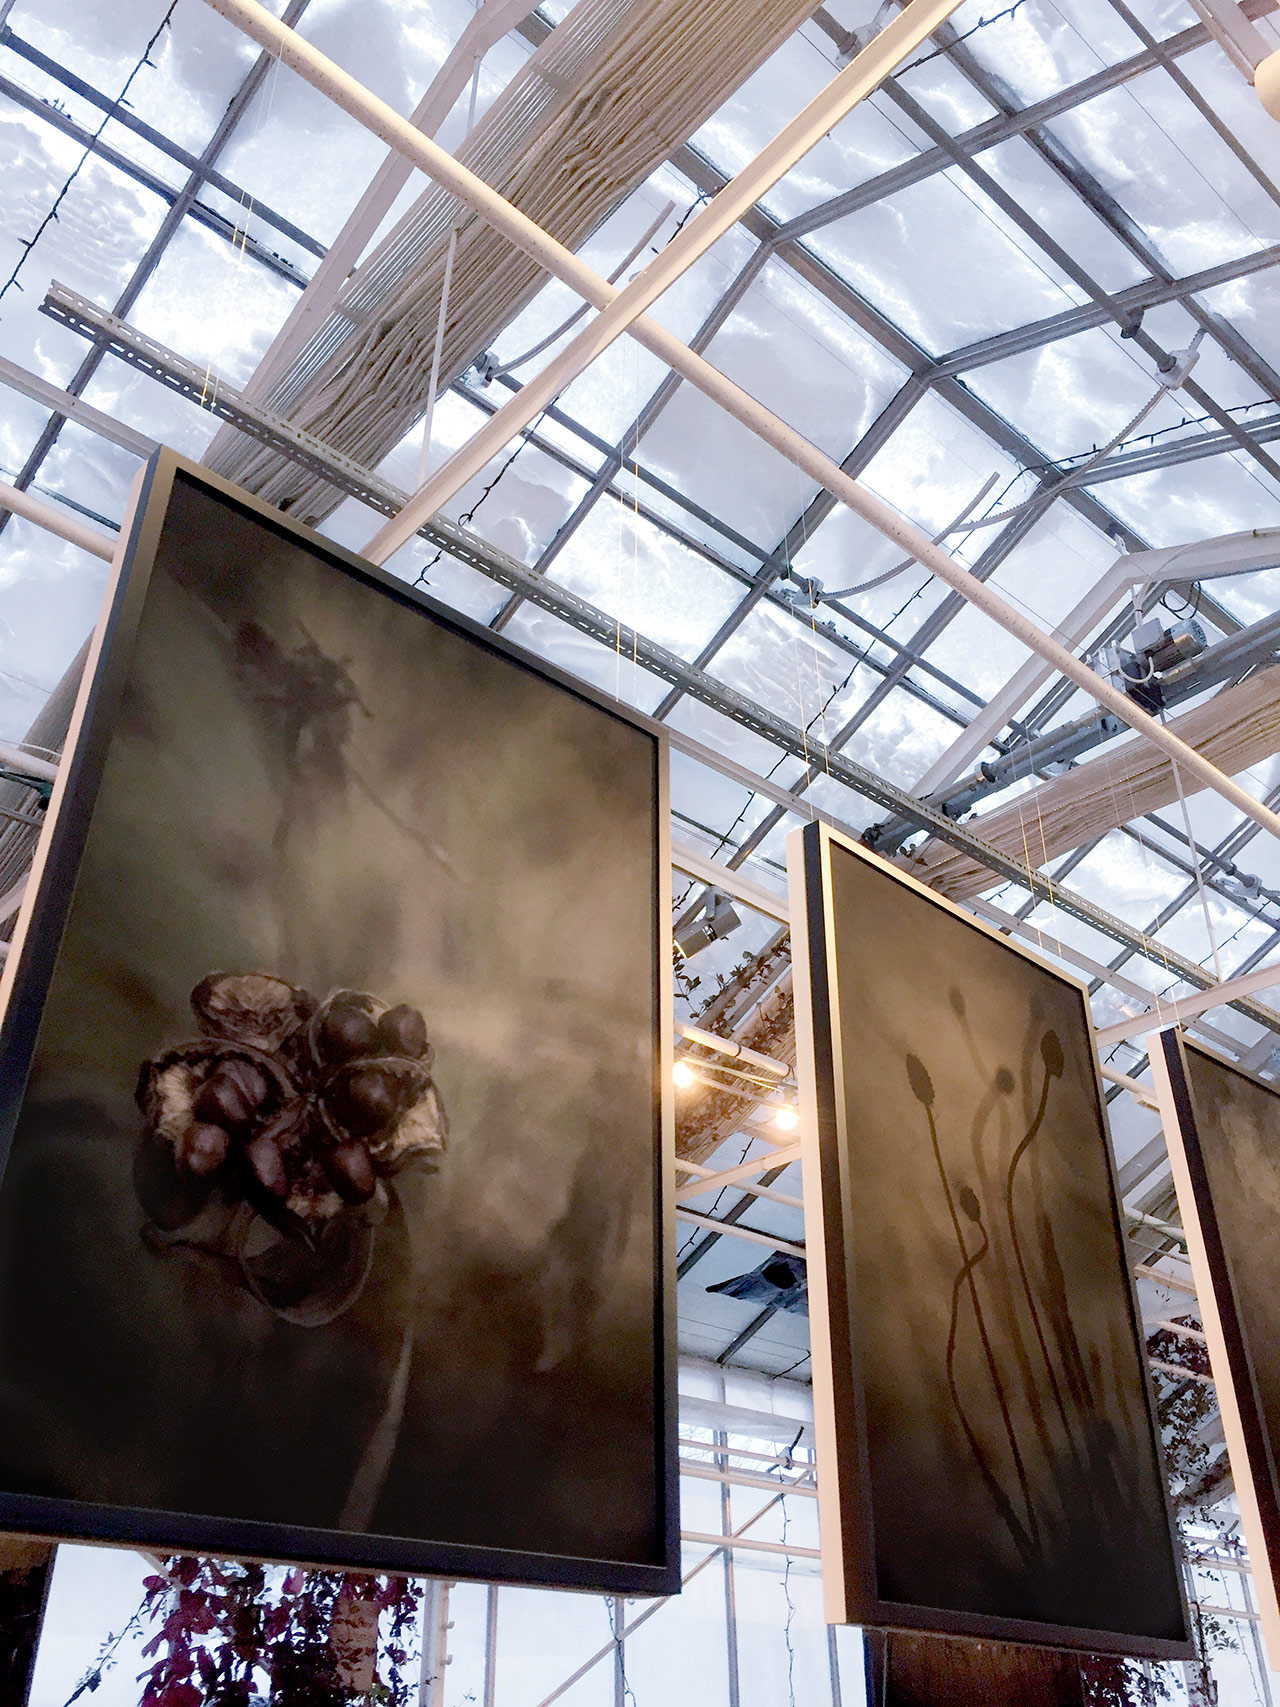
[135,974,446,1231]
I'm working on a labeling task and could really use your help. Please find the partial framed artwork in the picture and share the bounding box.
[788,819,1191,1657]
[1151,1029,1280,1665]
[0,448,677,1594]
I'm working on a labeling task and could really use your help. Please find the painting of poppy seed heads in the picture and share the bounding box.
[792,821,1190,1658]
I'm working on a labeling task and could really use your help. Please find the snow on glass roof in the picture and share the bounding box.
[3,0,1280,1405]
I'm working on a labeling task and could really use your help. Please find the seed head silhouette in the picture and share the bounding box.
[995,1067,1015,1094]
[949,988,966,1019]
[1041,1029,1065,1078]
[958,1185,982,1222]
[906,1054,934,1107]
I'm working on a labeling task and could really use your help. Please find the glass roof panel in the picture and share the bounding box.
[0,110,170,381]
[961,322,1203,460]
[707,599,877,730]
[3,0,212,102]
[686,30,837,186]
[917,599,1034,701]
[545,497,745,660]
[691,254,911,454]
[891,51,1000,131]
[127,220,301,388]
[1041,69,1280,273]
[79,357,219,457]
[971,134,1152,293]
[1199,267,1280,384]
[837,684,965,788]
[761,92,928,228]
[1176,37,1280,189]
[0,388,48,478]
[857,387,1024,537]
[790,503,952,639]
[634,384,822,557]
[941,0,1144,104]
[499,601,670,714]
[76,5,259,156]
[968,502,1117,629]
[206,0,499,249]
[0,517,110,740]
[1116,0,1196,39]
[806,167,1086,352]
[1099,445,1280,541]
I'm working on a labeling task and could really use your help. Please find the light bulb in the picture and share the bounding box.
[774,1105,798,1131]
[672,1061,695,1089]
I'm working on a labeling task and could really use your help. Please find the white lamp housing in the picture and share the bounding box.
[1256,48,1280,118]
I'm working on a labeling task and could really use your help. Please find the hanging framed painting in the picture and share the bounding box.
[0,449,677,1594]
[789,819,1190,1656]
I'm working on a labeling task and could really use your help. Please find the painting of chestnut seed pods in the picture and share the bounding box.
[788,821,1191,1657]
[0,452,674,1593]
[134,976,446,1325]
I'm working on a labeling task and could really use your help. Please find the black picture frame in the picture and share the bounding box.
[0,448,679,1596]
[1152,1028,1280,1664]
[788,818,1191,1657]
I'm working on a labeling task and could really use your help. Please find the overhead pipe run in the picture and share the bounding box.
[0,481,115,562]
[199,0,1280,858]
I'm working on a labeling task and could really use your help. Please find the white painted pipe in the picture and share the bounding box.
[0,743,56,784]
[1094,961,1280,1048]
[1134,1262,1196,1294]
[0,482,115,561]
[680,1530,821,1559]
[675,1208,804,1257]
[1098,1063,1159,1108]
[200,0,1280,853]
[677,1019,790,1078]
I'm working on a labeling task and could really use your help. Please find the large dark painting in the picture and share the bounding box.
[789,820,1189,1655]
[0,451,676,1592]
[1153,1030,1280,1663]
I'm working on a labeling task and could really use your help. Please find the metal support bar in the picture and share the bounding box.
[671,841,789,923]
[0,65,312,288]
[1100,1065,1160,1109]
[0,356,156,459]
[675,1148,803,1204]
[1135,1263,1197,1294]
[681,1530,821,1559]
[1,25,325,258]
[679,1461,818,1497]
